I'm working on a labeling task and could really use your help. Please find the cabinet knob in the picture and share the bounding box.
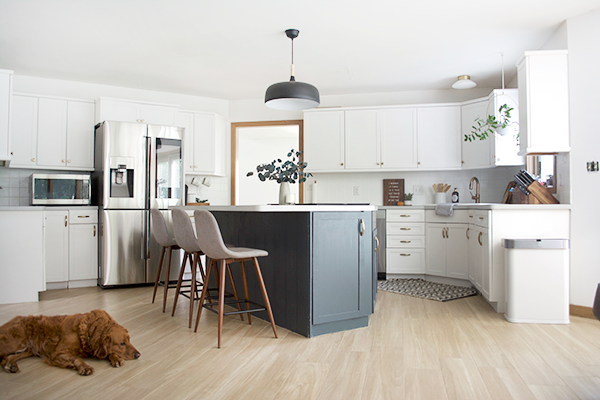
[67,160,71,163]
[418,162,421,165]
[194,165,198,168]
[62,159,65,163]
[31,158,35,162]
[340,163,344,166]
[376,162,380,165]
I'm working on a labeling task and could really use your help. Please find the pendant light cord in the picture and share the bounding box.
[290,37,296,81]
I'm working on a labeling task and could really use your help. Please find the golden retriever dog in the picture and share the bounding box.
[0,309,140,375]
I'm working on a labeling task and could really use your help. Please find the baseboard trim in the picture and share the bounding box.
[570,304,596,319]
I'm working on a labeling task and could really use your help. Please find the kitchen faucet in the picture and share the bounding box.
[469,176,480,203]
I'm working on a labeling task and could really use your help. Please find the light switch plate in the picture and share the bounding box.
[413,185,424,195]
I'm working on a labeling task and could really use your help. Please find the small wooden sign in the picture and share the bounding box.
[383,179,405,206]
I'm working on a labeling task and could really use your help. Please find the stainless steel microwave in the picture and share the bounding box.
[30,174,91,205]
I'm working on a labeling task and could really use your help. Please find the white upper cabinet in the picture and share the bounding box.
[516,50,570,155]
[461,100,491,169]
[0,69,13,161]
[345,109,378,169]
[305,107,419,172]
[380,108,418,169]
[304,110,345,171]
[10,94,95,170]
[10,95,38,167]
[175,111,227,176]
[417,106,461,169]
[461,89,523,169]
[95,98,178,126]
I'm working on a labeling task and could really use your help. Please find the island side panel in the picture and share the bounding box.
[212,211,312,337]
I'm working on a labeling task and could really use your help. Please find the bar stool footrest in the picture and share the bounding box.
[202,299,267,316]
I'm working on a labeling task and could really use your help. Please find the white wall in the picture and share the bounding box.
[13,75,229,116]
[565,9,600,307]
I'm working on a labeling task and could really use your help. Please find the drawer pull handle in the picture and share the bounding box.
[78,215,90,218]
[400,240,411,243]
[360,219,365,236]
[478,231,483,246]
[479,217,484,220]
[400,215,411,217]
[93,226,96,237]
[400,228,411,231]
[374,236,380,252]
[65,216,67,227]
[400,254,411,256]
[466,228,470,239]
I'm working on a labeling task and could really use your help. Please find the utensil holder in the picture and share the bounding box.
[435,192,447,204]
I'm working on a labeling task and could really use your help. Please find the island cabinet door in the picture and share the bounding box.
[312,212,372,325]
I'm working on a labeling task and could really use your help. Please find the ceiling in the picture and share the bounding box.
[1,0,599,101]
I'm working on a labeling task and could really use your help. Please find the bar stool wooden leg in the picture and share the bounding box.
[172,252,189,316]
[188,254,198,328]
[152,246,167,303]
[218,259,227,348]
[194,259,214,332]
[162,247,173,313]
[226,263,244,321]
[239,260,252,324]
[252,257,278,338]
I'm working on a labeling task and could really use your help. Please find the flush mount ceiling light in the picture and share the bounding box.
[265,29,320,110]
[452,75,477,89]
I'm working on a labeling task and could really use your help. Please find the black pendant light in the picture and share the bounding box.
[265,29,320,110]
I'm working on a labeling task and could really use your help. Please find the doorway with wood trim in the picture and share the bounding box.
[231,120,304,205]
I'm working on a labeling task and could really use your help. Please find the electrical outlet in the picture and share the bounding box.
[353,186,359,196]
[413,185,424,195]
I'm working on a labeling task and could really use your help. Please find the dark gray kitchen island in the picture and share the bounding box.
[178,204,378,337]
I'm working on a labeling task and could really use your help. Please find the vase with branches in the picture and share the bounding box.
[247,149,312,204]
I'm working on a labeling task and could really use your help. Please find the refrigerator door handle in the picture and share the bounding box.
[142,210,150,260]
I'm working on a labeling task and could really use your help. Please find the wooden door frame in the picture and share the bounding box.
[231,120,304,205]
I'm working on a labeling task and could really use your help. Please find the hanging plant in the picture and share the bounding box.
[464,104,513,142]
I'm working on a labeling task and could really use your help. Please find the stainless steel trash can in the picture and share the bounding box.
[503,239,570,324]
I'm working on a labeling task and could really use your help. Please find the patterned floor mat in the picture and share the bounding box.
[377,278,478,302]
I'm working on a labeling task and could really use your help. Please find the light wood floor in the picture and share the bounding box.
[1,286,600,400]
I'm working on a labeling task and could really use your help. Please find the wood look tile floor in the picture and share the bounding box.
[1,286,600,400]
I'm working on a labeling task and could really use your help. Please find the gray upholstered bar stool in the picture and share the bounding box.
[193,209,277,348]
[171,208,244,328]
[150,209,181,313]
[171,208,206,328]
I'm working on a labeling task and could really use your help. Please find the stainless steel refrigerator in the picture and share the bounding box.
[93,121,184,287]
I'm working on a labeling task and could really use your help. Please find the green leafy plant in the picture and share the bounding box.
[247,149,312,184]
[404,192,413,201]
[464,104,513,142]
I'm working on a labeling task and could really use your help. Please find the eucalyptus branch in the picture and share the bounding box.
[246,149,312,184]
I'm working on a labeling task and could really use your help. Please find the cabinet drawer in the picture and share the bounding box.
[426,209,469,223]
[387,222,424,236]
[474,211,489,228]
[386,248,425,274]
[69,209,98,224]
[387,235,425,248]
[387,209,425,222]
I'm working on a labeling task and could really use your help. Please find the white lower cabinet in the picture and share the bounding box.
[44,210,70,283]
[386,209,425,274]
[426,223,469,279]
[45,208,98,287]
[467,211,491,300]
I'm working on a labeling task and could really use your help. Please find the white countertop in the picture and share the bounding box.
[0,206,98,211]
[179,204,379,212]
[379,203,571,210]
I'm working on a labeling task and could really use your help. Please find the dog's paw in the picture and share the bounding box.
[109,355,124,367]
[77,365,94,376]
[4,362,20,373]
